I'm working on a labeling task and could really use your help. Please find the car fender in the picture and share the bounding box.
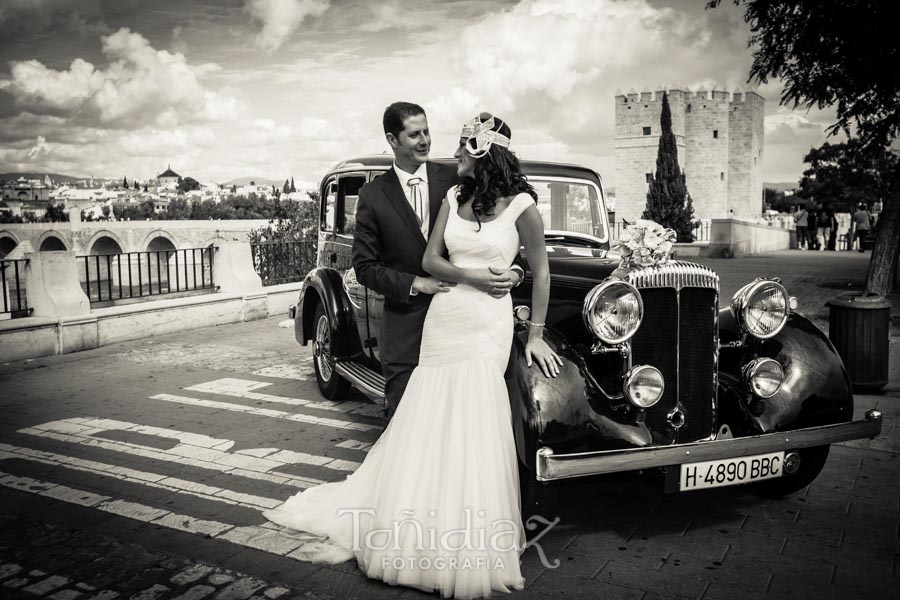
[298,267,361,359]
[717,308,853,435]
[506,327,653,470]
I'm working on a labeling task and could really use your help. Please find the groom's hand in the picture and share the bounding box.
[411,276,455,295]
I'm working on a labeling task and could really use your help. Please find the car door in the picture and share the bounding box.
[335,172,369,356]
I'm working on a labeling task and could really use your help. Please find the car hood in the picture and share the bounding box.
[543,247,620,290]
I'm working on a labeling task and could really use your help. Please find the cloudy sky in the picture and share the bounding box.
[0,0,840,188]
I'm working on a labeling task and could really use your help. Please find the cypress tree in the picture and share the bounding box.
[642,92,695,242]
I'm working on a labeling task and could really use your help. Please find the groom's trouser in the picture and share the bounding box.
[383,361,416,420]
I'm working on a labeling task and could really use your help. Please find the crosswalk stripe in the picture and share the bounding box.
[0,471,318,557]
[336,439,374,451]
[184,378,384,418]
[150,393,382,432]
[0,442,279,510]
[16,418,349,488]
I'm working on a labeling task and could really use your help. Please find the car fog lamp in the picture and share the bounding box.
[731,280,791,339]
[582,280,643,344]
[623,365,664,408]
[743,358,784,398]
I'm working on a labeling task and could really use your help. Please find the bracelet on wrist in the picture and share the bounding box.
[528,321,545,327]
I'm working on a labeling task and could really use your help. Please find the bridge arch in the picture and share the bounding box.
[0,232,20,258]
[142,230,179,251]
[38,231,68,251]
[86,231,126,255]
[200,235,228,249]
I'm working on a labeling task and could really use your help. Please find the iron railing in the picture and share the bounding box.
[1,258,30,318]
[79,247,216,304]
[609,221,711,243]
[251,240,316,286]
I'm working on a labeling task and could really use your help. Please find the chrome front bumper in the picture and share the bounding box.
[536,410,883,481]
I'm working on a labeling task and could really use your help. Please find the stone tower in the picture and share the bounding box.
[613,87,764,223]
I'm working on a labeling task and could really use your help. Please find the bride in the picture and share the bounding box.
[264,112,561,599]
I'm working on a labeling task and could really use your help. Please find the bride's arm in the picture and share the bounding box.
[422,200,511,291]
[517,204,562,378]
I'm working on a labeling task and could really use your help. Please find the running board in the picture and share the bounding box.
[334,361,386,401]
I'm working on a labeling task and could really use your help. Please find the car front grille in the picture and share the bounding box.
[626,262,719,443]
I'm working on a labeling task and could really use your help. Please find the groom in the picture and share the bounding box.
[352,101,524,419]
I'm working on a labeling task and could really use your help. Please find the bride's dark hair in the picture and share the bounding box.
[457,113,537,230]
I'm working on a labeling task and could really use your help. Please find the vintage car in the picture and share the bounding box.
[288,154,882,512]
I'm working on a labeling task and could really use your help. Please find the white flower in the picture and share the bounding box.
[614,219,676,269]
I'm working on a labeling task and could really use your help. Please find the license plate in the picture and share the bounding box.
[679,451,784,491]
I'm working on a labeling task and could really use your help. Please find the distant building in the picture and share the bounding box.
[157,166,181,187]
[2,179,50,202]
[1,179,51,217]
[614,87,765,222]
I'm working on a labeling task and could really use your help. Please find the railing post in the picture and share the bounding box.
[213,242,262,294]
[24,251,91,318]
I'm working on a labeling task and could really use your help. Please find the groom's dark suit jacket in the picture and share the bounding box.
[352,161,459,366]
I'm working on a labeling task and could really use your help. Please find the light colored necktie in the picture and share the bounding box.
[407,177,427,235]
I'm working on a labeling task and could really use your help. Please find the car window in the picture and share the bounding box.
[530,179,605,238]
[322,179,337,232]
[338,175,366,236]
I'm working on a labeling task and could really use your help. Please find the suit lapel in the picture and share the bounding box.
[382,167,426,248]
[427,162,447,233]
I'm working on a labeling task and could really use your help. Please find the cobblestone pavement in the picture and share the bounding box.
[0,251,897,599]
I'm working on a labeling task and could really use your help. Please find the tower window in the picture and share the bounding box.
[643,127,651,135]
[720,172,724,180]
[713,130,719,138]
[646,173,653,183]
[687,104,692,113]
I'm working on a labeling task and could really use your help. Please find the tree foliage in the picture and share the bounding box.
[248,192,321,283]
[795,139,897,212]
[709,0,900,293]
[642,92,695,242]
[177,176,200,194]
[42,203,69,222]
[764,188,794,213]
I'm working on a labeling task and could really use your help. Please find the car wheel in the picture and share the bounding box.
[749,445,830,498]
[312,303,351,400]
[520,463,559,520]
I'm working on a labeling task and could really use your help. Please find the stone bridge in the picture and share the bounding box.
[0,218,271,258]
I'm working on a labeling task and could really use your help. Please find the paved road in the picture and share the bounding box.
[0,251,897,600]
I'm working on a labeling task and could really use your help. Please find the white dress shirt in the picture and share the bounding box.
[393,162,430,239]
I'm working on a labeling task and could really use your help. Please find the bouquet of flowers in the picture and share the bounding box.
[612,219,677,269]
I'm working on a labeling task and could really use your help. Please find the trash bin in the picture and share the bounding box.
[826,292,891,392]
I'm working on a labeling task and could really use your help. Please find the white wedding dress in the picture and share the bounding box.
[264,189,535,599]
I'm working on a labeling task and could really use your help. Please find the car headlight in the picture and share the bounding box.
[743,358,784,398]
[623,365,664,408]
[582,280,643,344]
[730,280,791,339]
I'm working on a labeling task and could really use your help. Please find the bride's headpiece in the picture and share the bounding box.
[460,114,511,158]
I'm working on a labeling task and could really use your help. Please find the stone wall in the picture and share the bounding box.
[0,219,271,257]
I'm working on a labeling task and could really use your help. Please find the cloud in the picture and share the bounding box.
[1,28,246,129]
[244,0,330,52]
[0,0,107,34]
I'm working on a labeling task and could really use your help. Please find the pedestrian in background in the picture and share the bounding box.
[817,204,832,251]
[807,206,819,250]
[793,203,809,250]
[824,204,838,251]
[851,203,872,252]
